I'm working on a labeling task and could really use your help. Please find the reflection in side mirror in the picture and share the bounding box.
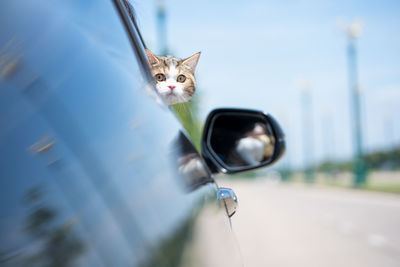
[202,108,285,174]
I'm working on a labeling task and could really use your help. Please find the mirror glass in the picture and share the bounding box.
[208,113,276,169]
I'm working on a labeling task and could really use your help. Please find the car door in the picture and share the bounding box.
[0,1,241,266]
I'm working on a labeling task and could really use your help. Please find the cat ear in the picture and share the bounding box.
[145,48,159,65]
[182,52,201,71]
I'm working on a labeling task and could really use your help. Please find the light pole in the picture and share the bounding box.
[156,0,168,55]
[301,80,315,182]
[322,109,335,161]
[344,19,367,186]
[279,107,293,181]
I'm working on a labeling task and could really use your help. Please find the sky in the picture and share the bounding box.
[132,0,400,168]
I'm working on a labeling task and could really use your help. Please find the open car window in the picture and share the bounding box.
[114,0,152,81]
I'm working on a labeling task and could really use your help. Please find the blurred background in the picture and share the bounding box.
[133,1,400,266]
[135,0,400,190]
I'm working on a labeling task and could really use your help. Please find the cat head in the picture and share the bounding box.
[146,49,200,105]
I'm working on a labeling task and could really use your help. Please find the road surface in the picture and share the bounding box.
[220,178,400,267]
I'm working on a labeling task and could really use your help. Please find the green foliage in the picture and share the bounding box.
[361,184,400,194]
[229,171,258,179]
[171,93,203,151]
[279,168,293,181]
[317,160,352,172]
[317,146,400,172]
[363,147,400,169]
[22,186,85,267]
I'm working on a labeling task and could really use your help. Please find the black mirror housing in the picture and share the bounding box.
[201,108,285,174]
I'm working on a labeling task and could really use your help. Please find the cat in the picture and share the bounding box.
[225,123,276,167]
[145,49,200,105]
[235,123,276,165]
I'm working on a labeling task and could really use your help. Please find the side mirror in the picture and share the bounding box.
[201,108,285,174]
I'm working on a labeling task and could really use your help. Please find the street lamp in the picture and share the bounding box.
[301,80,315,182]
[344,19,367,186]
[156,0,168,55]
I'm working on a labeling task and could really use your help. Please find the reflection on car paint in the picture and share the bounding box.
[0,38,21,79]
[172,132,213,192]
[29,135,56,154]
[0,0,243,266]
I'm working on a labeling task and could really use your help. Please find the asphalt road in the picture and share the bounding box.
[220,178,400,267]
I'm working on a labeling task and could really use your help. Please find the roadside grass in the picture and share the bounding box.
[229,171,400,195]
[360,184,400,194]
[297,171,400,195]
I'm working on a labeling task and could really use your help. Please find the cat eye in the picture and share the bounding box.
[155,73,166,82]
[177,74,186,83]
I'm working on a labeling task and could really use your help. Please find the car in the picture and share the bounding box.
[0,1,285,266]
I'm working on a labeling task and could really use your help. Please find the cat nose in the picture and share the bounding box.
[168,85,176,90]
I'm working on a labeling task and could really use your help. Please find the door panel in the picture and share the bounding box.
[0,1,241,266]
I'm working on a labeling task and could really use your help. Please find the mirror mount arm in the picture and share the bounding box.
[217,187,238,217]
